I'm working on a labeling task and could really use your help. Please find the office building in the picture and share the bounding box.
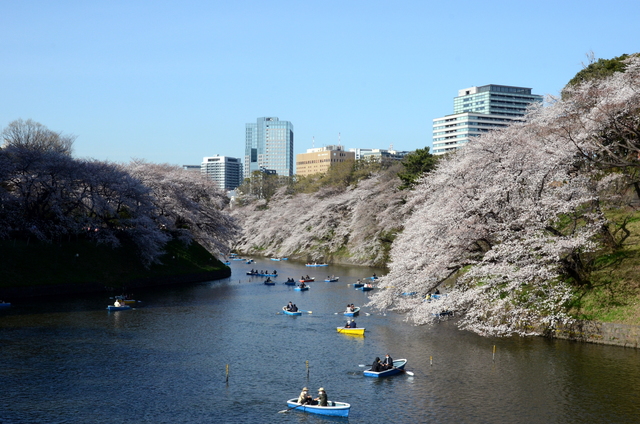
[245,117,294,177]
[201,155,243,191]
[296,145,355,177]
[432,84,543,155]
[350,148,411,162]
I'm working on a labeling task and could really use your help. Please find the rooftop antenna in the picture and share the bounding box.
[389,144,393,151]
[339,132,341,148]
[312,136,315,149]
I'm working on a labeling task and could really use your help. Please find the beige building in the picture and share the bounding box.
[296,145,355,177]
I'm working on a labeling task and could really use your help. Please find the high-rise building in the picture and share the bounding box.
[432,84,543,155]
[245,117,294,177]
[201,155,243,191]
[296,145,355,177]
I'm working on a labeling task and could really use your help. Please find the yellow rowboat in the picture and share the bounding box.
[336,327,365,335]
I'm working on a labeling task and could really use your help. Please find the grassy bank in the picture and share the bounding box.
[571,211,640,326]
[0,237,229,293]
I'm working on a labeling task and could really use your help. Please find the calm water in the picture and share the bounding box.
[1,259,639,423]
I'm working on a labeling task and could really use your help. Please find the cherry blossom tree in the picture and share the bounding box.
[367,54,640,337]
[125,160,240,256]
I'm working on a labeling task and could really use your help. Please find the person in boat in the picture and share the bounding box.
[345,303,352,313]
[345,319,356,328]
[372,273,377,278]
[273,270,277,275]
[299,282,306,289]
[265,277,272,283]
[286,301,293,311]
[305,275,310,280]
[298,387,312,404]
[371,357,384,372]
[382,353,394,370]
[292,304,298,312]
[435,288,441,294]
[350,303,355,311]
[314,388,328,406]
[114,299,122,307]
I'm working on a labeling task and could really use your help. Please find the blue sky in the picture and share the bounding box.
[1,0,638,167]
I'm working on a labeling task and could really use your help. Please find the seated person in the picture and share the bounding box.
[345,319,356,328]
[382,354,394,370]
[297,387,312,404]
[315,388,327,406]
[371,357,384,372]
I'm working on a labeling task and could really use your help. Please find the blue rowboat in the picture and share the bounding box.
[295,286,309,291]
[344,307,360,317]
[353,283,364,288]
[324,277,339,282]
[270,258,281,261]
[107,305,131,311]
[402,292,417,296]
[284,280,297,285]
[357,286,374,291]
[363,359,408,377]
[305,263,328,267]
[247,272,278,277]
[285,399,350,417]
[264,281,276,286]
[282,306,302,316]
[0,302,11,308]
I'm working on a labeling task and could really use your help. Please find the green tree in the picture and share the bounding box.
[397,147,438,190]
[564,53,630,90]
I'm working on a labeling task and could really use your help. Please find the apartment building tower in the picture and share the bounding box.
[432,84,543,155]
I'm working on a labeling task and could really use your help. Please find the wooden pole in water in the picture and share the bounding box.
[306,360,309,379]
[492,345,496,362]
[226,364,229,383]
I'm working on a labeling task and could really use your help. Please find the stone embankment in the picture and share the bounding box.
[551,320,640,348]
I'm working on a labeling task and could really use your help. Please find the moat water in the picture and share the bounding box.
[1,259,639,423]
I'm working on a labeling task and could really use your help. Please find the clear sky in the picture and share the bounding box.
[1,0,638,167]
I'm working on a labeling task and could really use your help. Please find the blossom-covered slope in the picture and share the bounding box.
[230,172,406,266]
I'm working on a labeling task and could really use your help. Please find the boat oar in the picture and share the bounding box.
[394,367,415,376]
[278,403,304,413]
[299,310,312,314]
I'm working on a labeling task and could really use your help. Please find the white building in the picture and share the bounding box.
[201,155,243,191]
[432,84,542,155]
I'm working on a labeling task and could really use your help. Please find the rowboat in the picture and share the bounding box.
[295,286,309,291]
[299,278,315,283]
[357,286,374,291]
[344,307,360,317]
[402,292,417,296]
[264,281,276,286]
[305,263,328,267]
[0,302,11,308]
[283,280,297,286]
[336,327,365,335]
[282,306,302,316]
[324,277,339,282]
[285,399,350,417]
[353,282,364,288]
[107,305,131,311]
[363,359,408,377]
[270,258,281,261]
[247,272,278,277]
